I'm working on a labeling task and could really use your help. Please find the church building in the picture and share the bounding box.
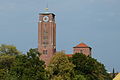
[38,11,92,65]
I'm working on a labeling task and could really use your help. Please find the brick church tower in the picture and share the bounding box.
[38,12,56,65]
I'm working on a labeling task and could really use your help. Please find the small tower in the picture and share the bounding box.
[38,11,56,65]
[73,43,92,56]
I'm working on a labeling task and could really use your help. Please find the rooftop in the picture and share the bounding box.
[66,54,73,57]
[39,12,55,16]
[74,43,91,48]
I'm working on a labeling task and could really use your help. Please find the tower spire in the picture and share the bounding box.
[45,0,49,11]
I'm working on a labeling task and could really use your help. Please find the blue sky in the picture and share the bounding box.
[0,0,120,72]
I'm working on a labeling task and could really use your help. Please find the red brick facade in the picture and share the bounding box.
[66,43,92,57]
[38,13,56,65]
[73,43,92,56]
[38,12,92,65]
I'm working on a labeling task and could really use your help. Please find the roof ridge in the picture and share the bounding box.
[74,43,89,48]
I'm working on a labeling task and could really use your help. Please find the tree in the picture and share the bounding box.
[0,54,15,80]
[7,48,47,80]
[47,52,75,80]
[0,44,21,79]
[71,53,112,80]
[0,44,21,56]
[112,68,115,79]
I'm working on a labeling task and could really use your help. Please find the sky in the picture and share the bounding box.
[0,0,120,72]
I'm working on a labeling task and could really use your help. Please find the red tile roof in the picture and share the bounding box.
[74,43,89,48]
[66,54,73,57]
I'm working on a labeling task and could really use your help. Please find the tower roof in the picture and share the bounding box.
[39,12,55,16]
[74,43,91,48]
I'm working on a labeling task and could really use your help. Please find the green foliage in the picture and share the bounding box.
[0,44,112,80]
[0,69,7,80]
[0,44,21,80]
[0,44,21,56]
[0,54,15,80]
[0,54,15,69]
[71,53,112,80]
[73,75,86,80]
[47,52,75,80]
[7,49,47,80]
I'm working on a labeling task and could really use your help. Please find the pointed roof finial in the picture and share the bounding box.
[45,0,49,12]
[45,8,49,11]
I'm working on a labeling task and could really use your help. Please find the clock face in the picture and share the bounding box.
[43,16,49,22]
